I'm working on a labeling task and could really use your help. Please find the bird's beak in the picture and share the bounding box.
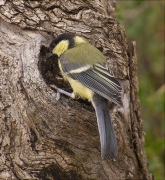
[46,53,54,60]
[45,53,58,61]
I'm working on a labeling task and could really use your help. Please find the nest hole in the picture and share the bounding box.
[38,45,70,91]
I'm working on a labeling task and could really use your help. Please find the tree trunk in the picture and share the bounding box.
[0,1,153,179]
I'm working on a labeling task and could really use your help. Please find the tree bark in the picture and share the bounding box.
[0,0,153,179]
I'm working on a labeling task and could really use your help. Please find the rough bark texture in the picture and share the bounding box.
[0,0,153,180]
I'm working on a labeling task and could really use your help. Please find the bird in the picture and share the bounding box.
[47,33,122,160]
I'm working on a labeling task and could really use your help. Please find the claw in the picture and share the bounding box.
[56,91,61,101]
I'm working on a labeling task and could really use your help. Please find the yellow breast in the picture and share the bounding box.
[67,77,94,101]
[58,61,94,101]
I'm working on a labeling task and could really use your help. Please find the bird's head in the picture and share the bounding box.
[48,33,86,58]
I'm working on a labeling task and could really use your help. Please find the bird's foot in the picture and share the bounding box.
[50,84,72,101]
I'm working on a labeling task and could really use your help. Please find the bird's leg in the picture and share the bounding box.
[50,84,75,101]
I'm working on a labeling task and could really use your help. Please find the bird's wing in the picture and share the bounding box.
[60,46,122,105]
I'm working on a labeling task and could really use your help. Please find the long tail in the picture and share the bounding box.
[92,94,118,160]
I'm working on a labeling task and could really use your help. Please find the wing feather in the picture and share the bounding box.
[59,46,122,105]
[70,70,122,105]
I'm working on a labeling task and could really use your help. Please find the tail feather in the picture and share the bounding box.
[92,94,118,160]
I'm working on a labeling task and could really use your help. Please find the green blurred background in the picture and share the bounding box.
[116,1,164,179]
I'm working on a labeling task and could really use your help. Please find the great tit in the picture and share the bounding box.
[47,33,122,160]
